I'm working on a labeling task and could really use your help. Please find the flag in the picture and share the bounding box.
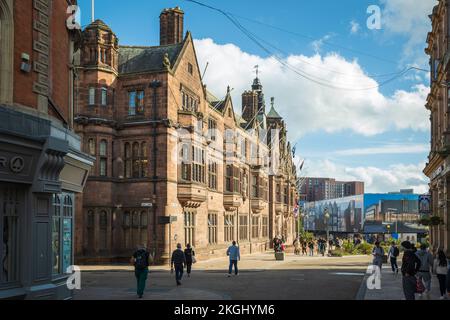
[299,160,305,171]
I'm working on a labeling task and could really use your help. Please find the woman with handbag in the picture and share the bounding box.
[184,244,196,278]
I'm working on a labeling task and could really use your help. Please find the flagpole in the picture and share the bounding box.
[92,0,95,22]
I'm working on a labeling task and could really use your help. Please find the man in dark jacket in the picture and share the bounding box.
[131,244,150,299]
[184,244,195,277]
[401,241,422,300]
[171,243,186,286]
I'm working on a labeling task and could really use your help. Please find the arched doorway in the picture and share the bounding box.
[0,0,13,104]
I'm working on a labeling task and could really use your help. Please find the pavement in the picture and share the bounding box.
[74,251,370,300]
[359,262,447,301]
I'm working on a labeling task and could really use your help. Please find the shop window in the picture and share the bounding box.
[52,193,74,276]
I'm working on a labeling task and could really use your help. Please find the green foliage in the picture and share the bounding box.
[299,231,314,243]
[330,249,343,257]
[355,242,373,255]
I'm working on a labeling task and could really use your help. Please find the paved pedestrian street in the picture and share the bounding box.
[74,252,370,300]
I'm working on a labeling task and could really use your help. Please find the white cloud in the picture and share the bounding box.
[195,38,430,142]
[350,20,360,34]
[311,34,333,53]
[334,144,429,156]
[381,0,437,66]
[298,158,429,194]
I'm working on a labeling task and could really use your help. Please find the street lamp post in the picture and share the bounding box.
[324,208,330,254]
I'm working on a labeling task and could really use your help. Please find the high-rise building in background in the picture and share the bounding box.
[300,178,364,202]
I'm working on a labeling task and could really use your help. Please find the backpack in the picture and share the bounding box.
[393,247,400,257]
[135,250,149,270]
[401,251,420,276]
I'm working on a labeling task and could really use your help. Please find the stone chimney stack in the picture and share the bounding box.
[160,7,184,46]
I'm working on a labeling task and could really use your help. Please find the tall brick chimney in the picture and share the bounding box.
[160,7,184,46]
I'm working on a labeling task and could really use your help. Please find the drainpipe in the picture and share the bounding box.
[149,79,161,259]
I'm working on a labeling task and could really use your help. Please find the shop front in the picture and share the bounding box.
[0,105,93,300]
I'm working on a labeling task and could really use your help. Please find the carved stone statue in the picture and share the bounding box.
[163,53,171,70]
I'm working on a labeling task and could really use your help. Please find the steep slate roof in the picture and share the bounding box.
[118,43,184,74]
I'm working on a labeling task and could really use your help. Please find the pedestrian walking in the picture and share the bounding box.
[416,244,434,299]
[387,242,400,274]
[131,244,150,299]
[184,244,196,278]
[433,249,448,300]
[308,241,314,256]
[401,241,421,300]
[226,241,240,277]
[372,241,385,270]
[302,241,308,256]
[293,238,301,255]
[171,243,186,286]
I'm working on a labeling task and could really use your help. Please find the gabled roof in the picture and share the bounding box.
[118,43,184,74]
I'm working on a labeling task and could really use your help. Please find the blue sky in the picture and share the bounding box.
[78,0,436,193]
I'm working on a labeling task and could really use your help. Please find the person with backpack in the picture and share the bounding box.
[388,242,400,274]
[372,241,385,270]
[226,241,240,277]
[415,244,434,299]
[131,244,151,299]
[401,241,422,300]
[433,249,448,300]
[184,244,195,278]
[171,243,186,286]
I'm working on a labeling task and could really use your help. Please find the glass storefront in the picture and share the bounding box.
[52,193,74,276]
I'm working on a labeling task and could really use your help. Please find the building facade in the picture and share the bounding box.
[424,0,450,255]
[300,178,364,202]
[74,7,299,264]
[0,0,93,300]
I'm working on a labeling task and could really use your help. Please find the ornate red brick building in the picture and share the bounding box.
[74,7,299,264]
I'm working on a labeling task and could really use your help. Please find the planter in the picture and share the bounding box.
[275,252,285,261]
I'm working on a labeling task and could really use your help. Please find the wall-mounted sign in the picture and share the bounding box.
[0,156,25,173]
[158,216,178,225]
[419,195,431,215]
[141,203,153,208]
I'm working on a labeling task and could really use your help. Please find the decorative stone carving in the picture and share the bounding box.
[163,53,171,70]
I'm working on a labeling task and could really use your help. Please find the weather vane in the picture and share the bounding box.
[254,65,259,78]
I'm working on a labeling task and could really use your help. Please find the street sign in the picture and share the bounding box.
[141,203,153,207]
[392,233,399,240]
[418,195,431,215]
[158,216,177,224]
